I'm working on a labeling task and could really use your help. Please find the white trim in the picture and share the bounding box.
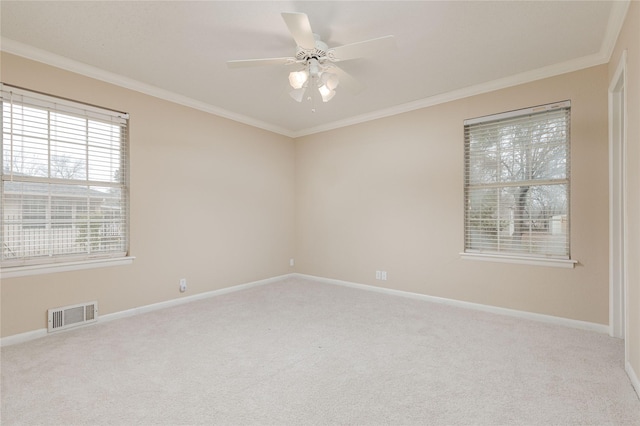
[291,53,607,138]
[0,272,610,347]
[627,361,640,399]
[459,252,577,269]
[0,4,626,141]
[608,49,628,340]
[1,256,135,279]
[1,83,129,122]
[601,1,631,62]
[99,274,291,324]
[0,328,48,347]
[0,38,296,138]
[0,273,294,347]
[464,100,571,126]
[295,0,631,138]
[294,273,607,334]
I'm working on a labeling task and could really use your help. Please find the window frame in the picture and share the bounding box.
[461,101,577,268]
[1,84,134,277]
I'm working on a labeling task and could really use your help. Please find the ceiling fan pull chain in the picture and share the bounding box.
[308,74,318,113]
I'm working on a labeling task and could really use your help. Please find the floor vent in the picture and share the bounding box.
[48,302,98,333]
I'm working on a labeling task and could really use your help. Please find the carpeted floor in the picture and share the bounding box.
[2,276,639,425]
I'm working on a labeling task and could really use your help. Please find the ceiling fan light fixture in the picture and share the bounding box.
[288,70,308,89]
[289,87,307,102]
[228,12,395,110]
[321,72,339,90]
[318,85,336,102]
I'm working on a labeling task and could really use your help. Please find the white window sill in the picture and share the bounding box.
[460,252,577,269]
[1,256,135,279]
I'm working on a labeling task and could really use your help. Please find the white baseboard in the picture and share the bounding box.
[294,273,611,334]
[627,361,640,399]
[100,273,293,324]
[0,328,48,347]
[0,273,294,347]
[0,272,612,346]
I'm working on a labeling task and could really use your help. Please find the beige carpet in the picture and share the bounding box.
[2,276,639,425]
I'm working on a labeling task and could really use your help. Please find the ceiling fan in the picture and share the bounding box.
[227,12,395,109]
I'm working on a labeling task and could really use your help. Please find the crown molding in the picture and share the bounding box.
[0,38,296,138]
[297,0,630,139]
[293,0,631,139]
[601,0,631,62]
[1,0,629,140]
[291,51,609,138]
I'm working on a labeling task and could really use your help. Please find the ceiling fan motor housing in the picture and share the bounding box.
[296,35,328,62]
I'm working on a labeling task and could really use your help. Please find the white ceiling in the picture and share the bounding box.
[0,1,629,137]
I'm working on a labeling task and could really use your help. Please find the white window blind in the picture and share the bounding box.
[1,84,129,267]
[464,101,570,259]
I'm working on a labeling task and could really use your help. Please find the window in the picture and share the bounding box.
[22,198,46,229]
[1,84,129,268]
[51,200,72,228]
[464,101,570,261]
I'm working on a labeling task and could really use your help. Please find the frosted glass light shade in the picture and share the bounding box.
[289,87,306,102]
[288,71,308,89]
[321,72,339,90]
[319,85,336,102]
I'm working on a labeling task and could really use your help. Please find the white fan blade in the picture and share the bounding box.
[330,65,365,95]
[328,35,396,62]
[281,12,316,49]
[227,57,296,68]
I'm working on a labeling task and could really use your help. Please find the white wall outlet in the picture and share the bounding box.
[375,270,382,280]
[290,258,295,267]
[179,278,187,293]
[381,271,387,281]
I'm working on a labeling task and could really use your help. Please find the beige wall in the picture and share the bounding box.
[0,47,619,339]
[296,65,609,324]
[0,53,296,337]
[609,0,640,384]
